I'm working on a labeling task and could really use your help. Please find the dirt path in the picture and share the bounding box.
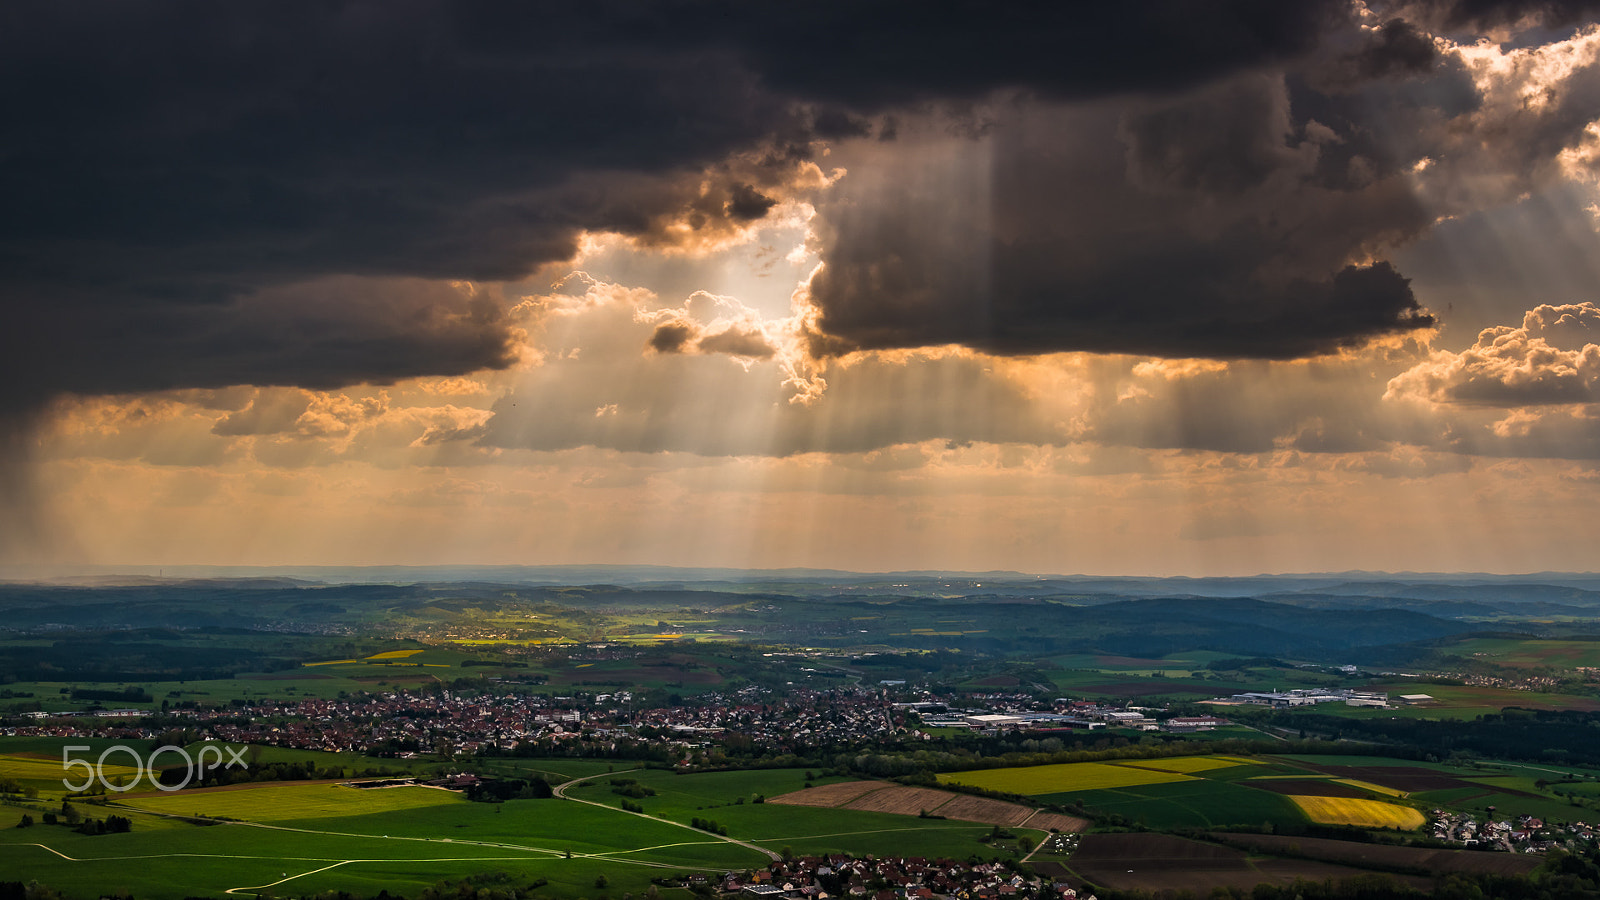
[553,769,780,862]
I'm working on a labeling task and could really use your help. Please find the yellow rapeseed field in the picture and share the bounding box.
[939,762,1192,794]
[364,649,424,660]
[1289,795,1425,829]
[1116,755,1252,774]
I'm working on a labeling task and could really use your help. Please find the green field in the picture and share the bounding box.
[1443,637,1600,669]
[563,768,1019,861]
[0,764,1030,898]
[1037,778,1307,830]
[123,782,464,821]
[2,777,767,899]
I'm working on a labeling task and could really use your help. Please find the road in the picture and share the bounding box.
[553,769,781,861]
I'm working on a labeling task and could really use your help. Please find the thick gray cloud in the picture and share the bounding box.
[805,84,1436,360]
[0,0,1358,424]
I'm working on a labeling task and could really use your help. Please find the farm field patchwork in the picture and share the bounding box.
[1443,637,1600,669]
[3,780,771,900]
[767,781,1088,832]
[1037,777,1306,830]
[1211,833,1543,877]
[1057,832,1431,895]
[1116,755,1251,774]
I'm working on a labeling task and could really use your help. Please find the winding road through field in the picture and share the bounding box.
[552,769,781,862]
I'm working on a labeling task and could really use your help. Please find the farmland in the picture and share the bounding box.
[1052,832,1432,895]
[938,760,1199,794]
[1038,777,1307,830]
[1,775,769,899]
[768,781,1088,832]
[121,781,466,821]
[1212,833,1544,877]
[1287,795,1427,829]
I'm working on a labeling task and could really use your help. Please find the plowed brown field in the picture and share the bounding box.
[767,780,883,807]
[842,786,959,815]
[767,783,1088,832]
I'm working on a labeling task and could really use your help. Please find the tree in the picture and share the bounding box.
[17,815,32,828]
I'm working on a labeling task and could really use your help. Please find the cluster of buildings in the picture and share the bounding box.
[1430,809,1591,852]
[1,686,923,760]
[1208,689,1409,709]
[914,700,1227,735]
[721,855,1089,900]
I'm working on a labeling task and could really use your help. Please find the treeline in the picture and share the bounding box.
[464,777,554,802]
[1249,707,1600,766]
[17,804,132,835]
[151,759,401,788]
[71,686,153,703]
[609,777,655,798]
[690,816,728,835]
[831,735,1394,779]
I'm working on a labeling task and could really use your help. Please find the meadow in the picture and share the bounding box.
[2,776,768,899]
[1441,637,1600,669]
[1038,778,1305,830]
[122,782,464,821]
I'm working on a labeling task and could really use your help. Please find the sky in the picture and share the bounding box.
[3,0,1600,576]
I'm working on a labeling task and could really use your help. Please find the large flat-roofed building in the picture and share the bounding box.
[964,714,1025,729]
[1162,715,1228,732]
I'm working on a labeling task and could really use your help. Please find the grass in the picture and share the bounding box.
[122,782,464,821]
[2,780,771,899]
[1270,754,1471,771]
[939,762,1192,794]
[1443,637,1600,669]
[1287,796,1426,829]
[3,753,144,793]
[565,767,843,819]
[723,805,1011,859]
[1116,755,1253,774]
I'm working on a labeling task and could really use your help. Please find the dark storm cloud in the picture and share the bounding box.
[648,324,696,355]
[1383,0,1600,33]
[806,87,1436,361]
[0,0,1360,421]
[0,0,1510,432]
